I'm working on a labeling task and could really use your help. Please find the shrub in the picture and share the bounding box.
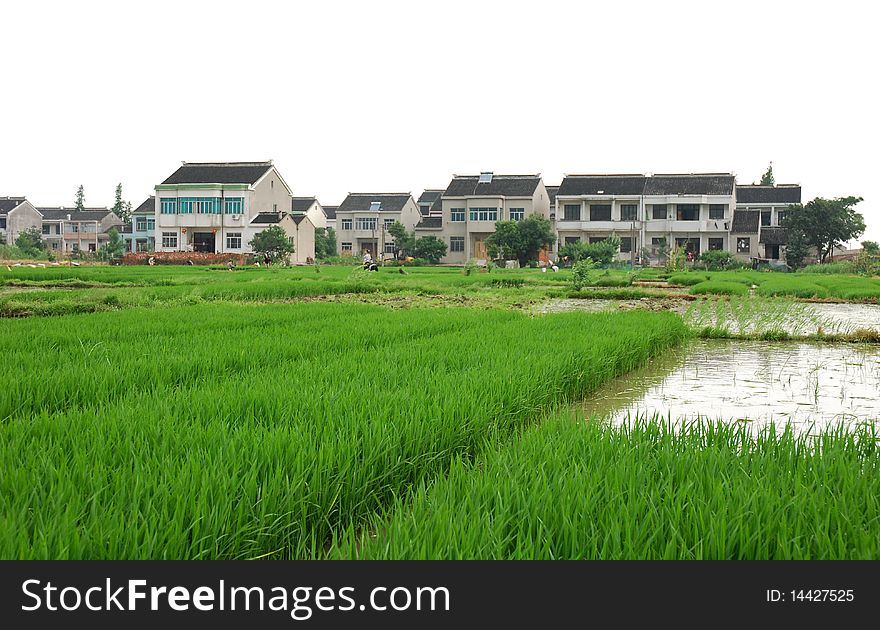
[698,250,734,271]
[570,258,597,290]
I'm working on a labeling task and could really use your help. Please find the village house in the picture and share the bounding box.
[555,173,735,263]
[732,184,801,261]
[291,196,329,230]
[124,196,156,252]
[322,205,337,232]
[415,172,551,264]
[155,161,315,260]
[38,207,124,254]
[335,193,420,258]
[0,196,42,245]
[248,211,316,263]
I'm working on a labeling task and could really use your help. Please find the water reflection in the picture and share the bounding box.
[581,340,880,433]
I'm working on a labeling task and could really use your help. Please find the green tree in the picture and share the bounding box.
[862,240,879,255]
[412,236,447,263]
[75,185,85,212]
[314,227,337,259]
[486,214,555,267]
[559,236,621,266]
[759,163,775,186]
[783,197,865,263]
[111,184,133,224]
[250,225,294,263]
[15,226,45,257]
[783,231,809,270]
[99,227,126,261]
[387,221,415,258]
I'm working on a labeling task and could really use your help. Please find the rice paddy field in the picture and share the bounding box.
[2,262,879,560]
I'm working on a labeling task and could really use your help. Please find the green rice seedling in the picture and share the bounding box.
[689,281,748,297]
[667,273,710,286]
[0,303,687,559]
[335,418,880,559]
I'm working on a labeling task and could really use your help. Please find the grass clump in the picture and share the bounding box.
[336,419,880,559]
[690,280,749,296]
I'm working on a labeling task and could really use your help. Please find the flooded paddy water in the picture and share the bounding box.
[580,339,880,433]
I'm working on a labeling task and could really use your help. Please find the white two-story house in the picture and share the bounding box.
[155,161,296,255]
[335,193,420,258]
[415,172,551,264]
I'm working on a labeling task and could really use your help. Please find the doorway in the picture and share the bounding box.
[193,232,216,253]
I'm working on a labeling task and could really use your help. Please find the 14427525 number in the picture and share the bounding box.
[791,589,854,602]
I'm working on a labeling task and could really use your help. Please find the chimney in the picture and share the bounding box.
[66,214,71,221]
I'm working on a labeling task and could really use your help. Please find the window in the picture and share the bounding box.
[620,237,635,253]
[70,223,79,233]
[620,204,638,221]
[82,223,96,233]
[675,237,700,254]
[162,232,178,248]
[510,208,525,221]
[469,207,497,221]
[136,217,147,231]
[226,232,242,249]
[194,198,220,214]
[589,204,611,221]
[51,242,58,250]
[355,217,377,230]
[564,236,580,245]
[384,218,395,230]
[589,237,607,244]
[676,204,700,221]
[651,237,665,247]
[341,242,353,253]
[708,238,724,251]
[0,217,5,229]
[224,198,243,215]
[709,204,725,220]
[761,210,772,227]
[160,199,177,214]
[563,204,581,221]
[384,242,396,254]
[737,237,751,253]
[42,224,50,235]
[341,219,353,230]
[777,210,786,225]
[450,236,465,252]
[178,199,193,214]
[652,205,667,219]
[147,218,155,231]
[450,208,465,222]
[88,243,96,252]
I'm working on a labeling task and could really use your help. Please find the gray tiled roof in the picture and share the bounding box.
[736,185,801,204]
[132,196,155,215]
[444,175,541,197]
[546,186,559,203]
[38,208,116,221]
[759,227,788,245]
[291,197,317,214]
[250,212,286,225]
[645,174,735,196]
[418,189,444,204]
[162,162,273,185]
[415,217,442,229]
[731,210,760,234]
[337,193,413,214]
[292,214,309,226]
[0,197,26,213]
[322,205,337,219]
[558,175,646,196]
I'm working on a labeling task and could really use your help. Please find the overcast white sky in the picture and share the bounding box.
[2,0,878,243]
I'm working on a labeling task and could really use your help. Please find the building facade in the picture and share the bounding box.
[335,193,420,258]
[415,173,551,264]
[555,173,736,263]
[154,161,295,255]
[732,184,801,261]
[38,208,123,253]
[125,196,156,252]
[0,197,42,245]
[291,197,328,230]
